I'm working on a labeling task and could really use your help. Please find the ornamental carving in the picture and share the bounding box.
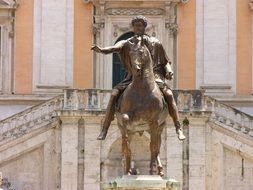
[86,0,190,5]
[106,8,164,15]
[165,20,178,35]
[0,0,17,9]
[112,23,157,38]
[113,24,132,37]
[93,22,105,35]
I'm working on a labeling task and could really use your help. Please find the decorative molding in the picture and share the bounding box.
[0,21,13,94]
[106,8,165,15]
[112,24,131,37]
[0,0,17,9]
[146,24,157,37]
[164,0,178,35]
[112,23,157,38]
[90,0,190,6]
[93,22,105,35]
[36,84,70,89]
[165,21,178,35]
[113,24,131,33]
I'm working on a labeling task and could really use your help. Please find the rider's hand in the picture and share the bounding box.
[165,71,173,80]
[91,45,102,53]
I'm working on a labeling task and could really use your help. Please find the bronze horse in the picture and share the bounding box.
[116,36,168,176]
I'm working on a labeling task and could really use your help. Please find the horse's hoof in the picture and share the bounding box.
[158,171,164,177]
[128,169,133,175]
[97,130,108,140]
[158,166,164,177]
[97,136,105,140]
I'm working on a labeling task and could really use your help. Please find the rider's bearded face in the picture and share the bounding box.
[133,21,146,36]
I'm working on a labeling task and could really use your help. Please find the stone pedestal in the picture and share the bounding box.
[103,175,180,190]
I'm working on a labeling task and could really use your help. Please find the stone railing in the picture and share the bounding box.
[0,95,63,144]
[63,89,112,111]
[63,89,207,112]
[205,96,253,137]
[63,89,253,138]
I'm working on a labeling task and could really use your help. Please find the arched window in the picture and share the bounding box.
[112,32,134,87]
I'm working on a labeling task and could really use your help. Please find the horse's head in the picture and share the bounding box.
[129,36,151,77]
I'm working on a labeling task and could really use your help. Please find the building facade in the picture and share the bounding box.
[0,0,253,190]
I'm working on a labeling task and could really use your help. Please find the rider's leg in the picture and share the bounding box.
[161,87,186,140]
[97,88,121,140]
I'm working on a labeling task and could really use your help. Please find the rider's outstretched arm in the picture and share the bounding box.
[91,40,126,54]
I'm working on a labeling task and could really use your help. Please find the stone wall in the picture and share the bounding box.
[208,123,253,190]
[0,128,61,190]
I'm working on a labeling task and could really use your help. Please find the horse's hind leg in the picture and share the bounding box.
[149,121,164,176]
[149,121,159,175]
[119,123,132,175]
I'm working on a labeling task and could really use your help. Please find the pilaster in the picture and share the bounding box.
[188,117,207,190]
[83,117,102,190]
[60,116,80,190]
[166,120,183,183]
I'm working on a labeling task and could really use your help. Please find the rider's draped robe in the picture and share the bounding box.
[114,34,172,91]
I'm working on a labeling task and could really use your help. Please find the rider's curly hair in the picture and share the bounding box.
[131,15,148,28]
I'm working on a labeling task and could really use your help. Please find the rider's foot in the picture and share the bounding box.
[97,128,108,140]
[176,129,186,141]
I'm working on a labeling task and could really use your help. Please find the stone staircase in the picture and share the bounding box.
[206,96,253,138]
[0,89,252,146]
[0,95,63,146]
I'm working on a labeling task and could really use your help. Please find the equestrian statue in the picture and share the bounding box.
[91,16,185,177]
